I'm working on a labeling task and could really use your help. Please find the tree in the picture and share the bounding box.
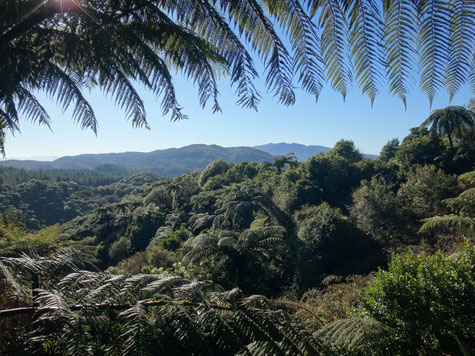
[183,226,289,294]
[166,181,182,210]
[328,139,363,163]
[272,153,298,173]
[420,106,475,149]
[379,138,400,163]
[1,0,474,151]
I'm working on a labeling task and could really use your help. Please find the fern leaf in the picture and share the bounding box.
[384,0,418,107]
[316,0,353,99]
[348,0,385,105]
[418,0,450,107]
[444,0,475,101]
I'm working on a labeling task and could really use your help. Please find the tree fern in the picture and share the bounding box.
[0,261,332,355]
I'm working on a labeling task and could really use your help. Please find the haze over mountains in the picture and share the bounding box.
[0,143,376,177]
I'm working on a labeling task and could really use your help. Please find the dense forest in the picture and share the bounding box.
[1,115,474,354]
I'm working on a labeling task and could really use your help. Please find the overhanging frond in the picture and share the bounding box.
[383,0,418,107]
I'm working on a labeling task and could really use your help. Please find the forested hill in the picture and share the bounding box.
[0,144,273,177]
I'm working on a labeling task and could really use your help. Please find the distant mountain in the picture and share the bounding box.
[254,143,331,161]
[0,145,273,177]
[255,142,378,160]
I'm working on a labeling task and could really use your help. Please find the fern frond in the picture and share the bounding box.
[419,214,475,234]
[315,0,353,99]
[348,0,385,105]
[14,85,51,127]
[266,0,325,100]
[383,0,418,107]
[418,0,450,107]
[315,318,394,353]
[444,0,475,101]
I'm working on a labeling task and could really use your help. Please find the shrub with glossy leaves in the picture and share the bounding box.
[361,244,475,355]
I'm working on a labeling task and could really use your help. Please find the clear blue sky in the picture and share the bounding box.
[3,72,473,159]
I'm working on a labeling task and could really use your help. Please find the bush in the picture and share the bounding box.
[361,244,475,355]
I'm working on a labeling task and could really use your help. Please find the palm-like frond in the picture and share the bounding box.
[313,0,353,99]
[419,214,475,233]
[1,265,332,354]
[347,0,385,105]
[315,318,395,353]
[383,0,418,107]
[444,0,475,101]
[418,0,450,107]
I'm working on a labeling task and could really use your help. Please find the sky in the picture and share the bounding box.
[3,71,473,159]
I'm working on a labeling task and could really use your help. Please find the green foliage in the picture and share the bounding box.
[0,254,330,355]
[160,225,189,251]
[108,236,131,265]
[199,159,234,187]
[420,106,475,149]
[395,127,446,179]
[183,227,291,295]
[127,210,166,252]
[0,165,134,186]
[361,244,475,355]
[379,138,400,163]
[398,165,460,220]
[420,171,475,235]
[350,177,406,245]
[329,140,363,163]
[294,203,382,289]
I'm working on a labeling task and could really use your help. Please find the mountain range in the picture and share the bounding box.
[0,143,376,177]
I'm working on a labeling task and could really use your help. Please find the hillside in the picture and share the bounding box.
[0,145,274,177]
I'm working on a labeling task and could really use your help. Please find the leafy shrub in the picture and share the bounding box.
[361,244,475,355]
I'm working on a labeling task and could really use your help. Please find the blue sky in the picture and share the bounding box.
[3,72,473,159]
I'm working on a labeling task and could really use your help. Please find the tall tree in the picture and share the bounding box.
[420,106,475,149]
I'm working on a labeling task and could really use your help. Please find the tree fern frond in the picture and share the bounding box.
[459,171,475,186]
[41,63,98,133]
[14,85,51,127]
[217,0,295,104]
[314,0,352,99]
[383,0,418,107]
[348,0,385,105]
[444,0,475,101]
[143,275,190,296]
[119,302,156,356]
[418,0,450,107]
[443,187,475,216]
[315,318,394,353]
[419,214,475,233]
[2,96,20,132]
[265,0,325,99]
[0,260,29,298]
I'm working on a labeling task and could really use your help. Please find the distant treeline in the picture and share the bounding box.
[0,164,137,186]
